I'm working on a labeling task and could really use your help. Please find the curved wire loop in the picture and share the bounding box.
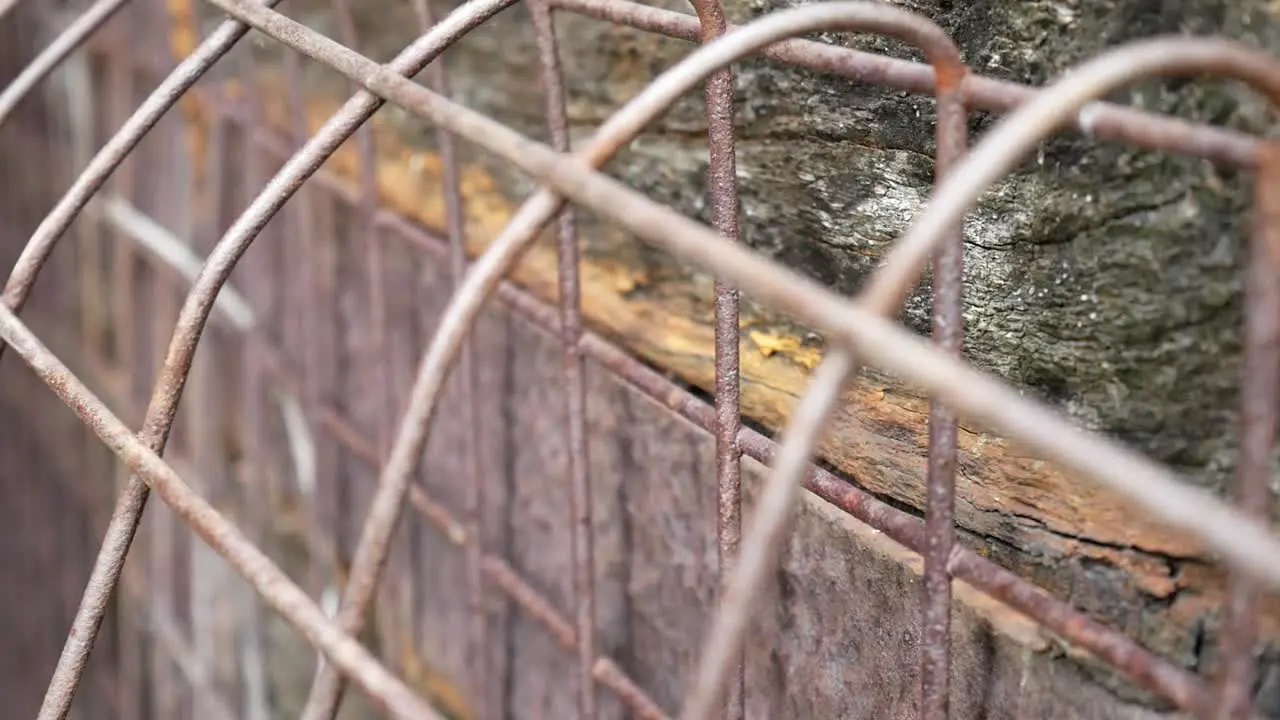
[20,3,290,718]
[551,0,1267,169]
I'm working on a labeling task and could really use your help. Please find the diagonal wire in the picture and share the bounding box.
[0,0,21,23]
[548,0,1262,169]
[1,0,286,347]
[8,1,1280,718]
[233,12,967,720]
[0,0,132,126]
[0,303,449,720]
[19,6,288,717]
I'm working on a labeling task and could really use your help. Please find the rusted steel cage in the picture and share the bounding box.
[4,0,1280,718]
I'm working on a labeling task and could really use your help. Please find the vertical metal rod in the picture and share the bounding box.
[289,49,347,716]
[234,42,275,720]
[1211,145,1280,720]
[331,0,401,668]
[69,44,107,382]
[22,7,1280,720]
[235,226,273,720]
[203,5,525,718]
[82,22,1269,712]
[530,4,596,717]
[332,0,421,703]
[919,67,968,720]
[293,3,395,717]
[106,21,138,407]
[281,44,334,605]
[688,0,744,714]
[189,69,231,720]
[410,0,490,717]
[161,5,223,712]
[330,0,387,454]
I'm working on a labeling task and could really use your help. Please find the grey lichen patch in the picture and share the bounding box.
[967,146,1251,485]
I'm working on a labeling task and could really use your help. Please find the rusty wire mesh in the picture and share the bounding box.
[2,0,1280,718]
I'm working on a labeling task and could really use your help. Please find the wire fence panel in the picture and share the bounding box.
[3,0,1280,719]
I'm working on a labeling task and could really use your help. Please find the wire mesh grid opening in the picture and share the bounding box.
[2,0,1280,718]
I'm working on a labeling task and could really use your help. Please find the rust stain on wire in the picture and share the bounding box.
[669,9,971,719]
[686,0,746,714]
[920,44,968,720]
[5,0,1280,718]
